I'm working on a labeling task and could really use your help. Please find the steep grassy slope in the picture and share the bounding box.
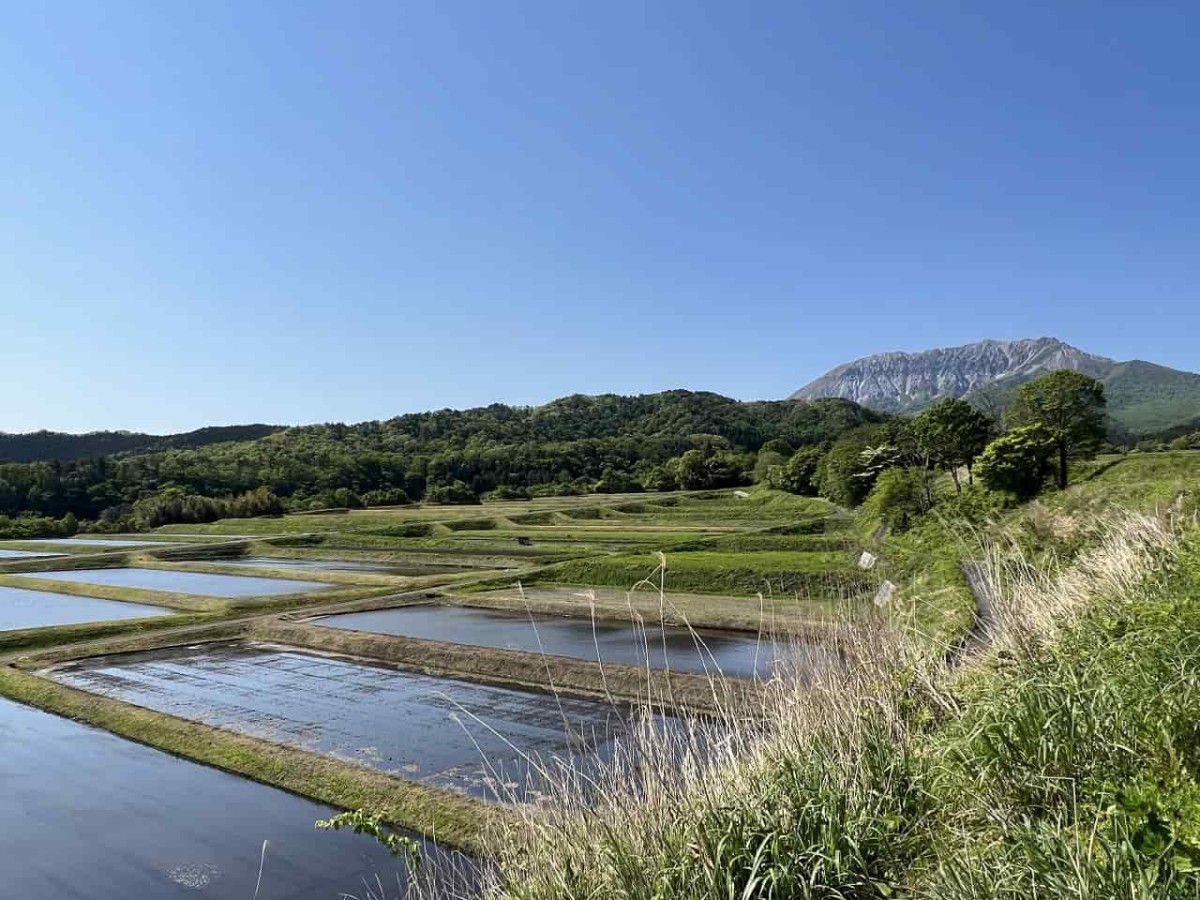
[476,507,1198,899]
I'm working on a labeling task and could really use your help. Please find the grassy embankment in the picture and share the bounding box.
[459,455,1200,899]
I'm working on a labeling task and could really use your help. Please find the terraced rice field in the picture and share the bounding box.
[49,642,640,800]
[315,603,827,679]
[0,695,434,897]
[14,538,174,548]
[0,585,173,630]
[209,556,476,576]
[21,567,333,598]
[0,486,863,874]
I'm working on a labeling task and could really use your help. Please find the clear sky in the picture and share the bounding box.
[1,1,1196,433]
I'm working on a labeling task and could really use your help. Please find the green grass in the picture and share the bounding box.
[612,490,836,525]
[910,526,1200,896]
[876,514,977,652]
[530,548,869,598]
[1058,451,1200,509]
[1013,453,1200,564]
[670,532,853,553]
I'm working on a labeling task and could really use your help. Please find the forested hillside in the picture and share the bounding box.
[0,424,281,463]
[0,391,882,525]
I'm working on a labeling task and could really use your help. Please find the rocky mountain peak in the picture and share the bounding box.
[790,337,1115,412]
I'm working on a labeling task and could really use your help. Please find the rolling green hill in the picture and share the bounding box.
[1099,360,1200,433]
[0,424,283,463]
[0,391,883,522]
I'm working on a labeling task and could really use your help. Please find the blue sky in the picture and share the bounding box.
[1,1,1196,433]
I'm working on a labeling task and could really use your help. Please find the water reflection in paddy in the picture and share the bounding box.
[22,567,330,598]
[317,604,825,680]
[0,585,172,630]
[0,695,451,898]
[212,556,453,575]
[51,643,640,800]
[17,538,173,548]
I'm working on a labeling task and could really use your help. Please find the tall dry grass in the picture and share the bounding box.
[392,508,1188,900]
[984,508,1178,656]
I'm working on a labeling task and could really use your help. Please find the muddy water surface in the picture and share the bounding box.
[18,538,173,548]
[212,557,460,575]
[0,548,64,559]
[317,604,822,679]
[0,585,173,630]
[51,643,637,799]
[0,696,451,898]
[22,567,330,598]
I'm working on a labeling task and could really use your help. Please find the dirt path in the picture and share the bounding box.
[950,561,996,665]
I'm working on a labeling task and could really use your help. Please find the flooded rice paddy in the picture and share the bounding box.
[16,537,173,548]
[211,556,456,575]
[22,567,331,598]
[0,695,442,898]
[51,642,637,799]
[0,585,173,630]
[0,548,64,559]
[317,604,818,679]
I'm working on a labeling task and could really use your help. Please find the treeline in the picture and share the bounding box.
[766,370,1115,530]
[0,424,281,463]
[130,486,284,529]
[0,391,883,530]
[1128,428,1200,453]
[0,513,79,540]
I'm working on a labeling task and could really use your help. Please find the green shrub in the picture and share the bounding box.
[770,445,825,496]
[360,487,410,507]
[424,480,481,505]
[863,468,934,532]
[975,425,1055,499]
[0,513,79,540]
[485,485,532,501]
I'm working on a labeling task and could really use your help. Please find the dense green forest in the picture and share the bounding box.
[0,424,281,463]
[0,392,882,529]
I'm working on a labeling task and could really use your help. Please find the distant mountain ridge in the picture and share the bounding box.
[0,424,283,463]
[790,337,1200,434]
